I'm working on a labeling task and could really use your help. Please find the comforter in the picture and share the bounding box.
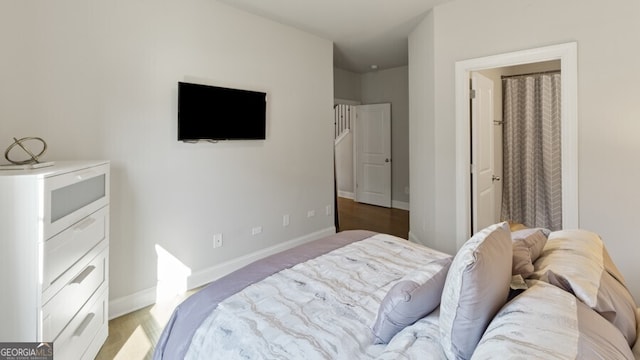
[154,226,639,360]
[154,230,451,359]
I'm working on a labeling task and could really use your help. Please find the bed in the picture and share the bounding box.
[154,224,640,359]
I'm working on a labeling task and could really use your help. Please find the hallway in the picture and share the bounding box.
[337,197,409,239]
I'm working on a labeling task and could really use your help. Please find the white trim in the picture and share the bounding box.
[334,128,351,146]
[338,195,408,210]
[187,227,335,289]
[108,227,336,319]
[338,191,355,199]
[109,287,157,320]
[392,200,410,211]
[455,42,579,249]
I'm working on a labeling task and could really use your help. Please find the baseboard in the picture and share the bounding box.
[338,195,408,210]
[392,200,410,211]
[108,226,337,320]
[187,227,336,290]
[109,287,157,320]
[338,191,354,199]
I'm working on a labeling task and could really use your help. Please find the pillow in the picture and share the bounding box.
[633,308,640,357]
[532,229,638,346]
[473,280,635,359]
[372,257,452,344]
[438,222,512,360]
[511,229,547,277]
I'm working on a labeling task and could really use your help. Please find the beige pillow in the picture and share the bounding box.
[474,281,635,359]
[439,222,512,360]
[532,229,638,346]
[511,229,547,277]
[633,308,640,357]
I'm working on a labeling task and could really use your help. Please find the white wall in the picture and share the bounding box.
[409,0,640,302]
[0,0,335,315]
[333,68,362,102]
[408,11,438,247]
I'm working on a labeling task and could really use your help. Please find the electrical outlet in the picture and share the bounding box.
[283,214,290,227]
[307,210,315,218]
[213,233,223,248]
[325,205,332,216]
[252,226,262,235]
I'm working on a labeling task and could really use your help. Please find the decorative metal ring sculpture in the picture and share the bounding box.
[4,137,48,165]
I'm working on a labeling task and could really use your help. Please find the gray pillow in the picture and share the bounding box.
[372,257,452,344]
[439,222,512,360]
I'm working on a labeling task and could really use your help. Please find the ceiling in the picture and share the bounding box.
[217,0,451,73]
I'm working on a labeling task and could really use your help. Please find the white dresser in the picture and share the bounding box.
[0,161,110,360]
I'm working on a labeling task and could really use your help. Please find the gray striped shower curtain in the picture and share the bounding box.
[501,73,562,230]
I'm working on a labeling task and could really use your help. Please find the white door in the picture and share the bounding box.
[354,103,391,208]
[471,73,499,232]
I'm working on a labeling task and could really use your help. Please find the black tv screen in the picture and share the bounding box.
[178,82,266,141]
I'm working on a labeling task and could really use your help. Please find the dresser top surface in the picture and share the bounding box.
[0,160,109,177]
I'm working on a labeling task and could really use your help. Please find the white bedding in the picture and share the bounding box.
[185,234,450,359]
[163,229,637,360]
[375,310,446,359]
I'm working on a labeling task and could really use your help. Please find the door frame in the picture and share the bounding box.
[454,42,579,249]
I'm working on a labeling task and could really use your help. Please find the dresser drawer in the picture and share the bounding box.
[44,163,110,239]
[43,207,108,290]
[42,247,107,341]
[53,286,108,360]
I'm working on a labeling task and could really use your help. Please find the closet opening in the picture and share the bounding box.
[454,42,578,249]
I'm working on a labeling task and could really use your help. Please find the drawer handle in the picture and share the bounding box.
[73,312,95,338]
[75,170,98,181]
[70,265,96,285]
[73,217,97,232]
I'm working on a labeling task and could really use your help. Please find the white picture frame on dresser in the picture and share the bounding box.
[0,160,110,360]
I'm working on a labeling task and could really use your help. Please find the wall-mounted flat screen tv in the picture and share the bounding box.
[178,81,266,141]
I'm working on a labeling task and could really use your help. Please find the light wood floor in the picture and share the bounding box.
[95,290,198,360]
[95,197,409,359]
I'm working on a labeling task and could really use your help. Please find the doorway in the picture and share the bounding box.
[470,60,562,233]
[333,102,392,204]
[337,197,409,239]
[334,101,394,233]
[455,42,579,248]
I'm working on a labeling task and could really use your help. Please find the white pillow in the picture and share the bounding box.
[439,222,512,360]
